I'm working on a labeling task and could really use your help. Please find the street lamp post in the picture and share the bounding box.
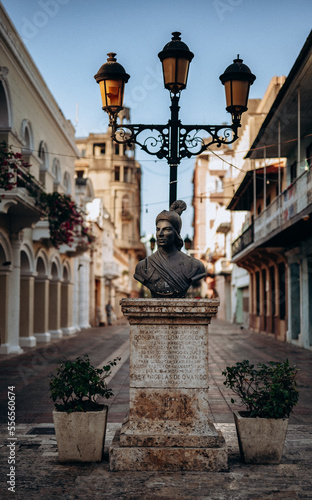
[95,32,256,207]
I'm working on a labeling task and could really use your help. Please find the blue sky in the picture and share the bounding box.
[2,0,312,238]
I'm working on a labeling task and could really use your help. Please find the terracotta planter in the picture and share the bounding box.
[233,410,289,464]
[53,406,108,462]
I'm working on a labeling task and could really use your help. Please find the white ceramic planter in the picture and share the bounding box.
[233,411,289,464]
[53,406,108,462]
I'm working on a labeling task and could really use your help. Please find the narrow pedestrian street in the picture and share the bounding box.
[0,319,312,499]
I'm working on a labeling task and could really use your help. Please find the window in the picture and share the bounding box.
[124,143,134,158]
[114,166,120,181]
[122,194,130,216]
[278,262,286,320]
[215,178,223,192]
[290,161,297,183]
[256,271,260,316]
[52,159,61,190]
[38,141,48,170]
[93,143,106,156]
[0,80,10,128]
[124,167,131,183]
[114,144,120,155]
[38,141,49,186]
[63,171,71,194]
[306,143,312,169]
[21,119,33,154]
[81,148,86,158]
[270,266,276,317]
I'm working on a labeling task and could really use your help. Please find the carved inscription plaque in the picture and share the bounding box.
[131,324,209,388]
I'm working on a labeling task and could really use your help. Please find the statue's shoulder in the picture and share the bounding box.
[178,252,204,270]
[183,254,206,281]
[134,255,156,283]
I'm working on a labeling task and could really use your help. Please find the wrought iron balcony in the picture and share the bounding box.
[0,165,44,231]
[232,223,254,258]
[254,170,312,243]
[231,170,312,259]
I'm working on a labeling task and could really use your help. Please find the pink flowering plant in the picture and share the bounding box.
[1,142,95,249]
[38,192,85,248]
[81,223,96,245]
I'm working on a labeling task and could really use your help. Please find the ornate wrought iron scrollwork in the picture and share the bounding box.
[179,124,238,160]
[113,124,170,160]
[112,122,238,164]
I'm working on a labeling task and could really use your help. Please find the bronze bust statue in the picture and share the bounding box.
[134,200,206,298]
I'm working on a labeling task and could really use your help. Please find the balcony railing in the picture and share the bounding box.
[254,170,312,243]
[232,223,254,258]
[232,170,312,259]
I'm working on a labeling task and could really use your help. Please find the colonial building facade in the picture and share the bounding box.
[228,31,312,349]
[75,118,146,316]
[0,5,92,353]
[192,77,285,323]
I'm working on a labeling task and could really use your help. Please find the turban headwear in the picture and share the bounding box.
[155,200,187,250]
[155,200,187,234]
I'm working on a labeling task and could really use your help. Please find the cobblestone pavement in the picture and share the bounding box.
[1,319,312,499]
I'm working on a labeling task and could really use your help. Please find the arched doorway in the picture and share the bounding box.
[49,258,62,338]
[19,246,36,347]
[33,252,50,343]
[0,76,12,129]
[0,233,12,352]
[61,261,75,335]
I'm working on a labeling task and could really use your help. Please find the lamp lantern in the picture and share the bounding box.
[149,236,156,252]
[158,32,194,94]
[96,35,256,207]
[94,53,130,120]
[219,55,256,123]
[184,235,192,251]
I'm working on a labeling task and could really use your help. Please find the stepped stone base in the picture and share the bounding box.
[110,429,228,471]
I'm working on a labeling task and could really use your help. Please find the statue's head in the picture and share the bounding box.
[155,200,187,251]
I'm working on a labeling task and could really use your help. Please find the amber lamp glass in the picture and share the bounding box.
[158,32,194,94]
[219,56,256,120]
[99,79,124,108]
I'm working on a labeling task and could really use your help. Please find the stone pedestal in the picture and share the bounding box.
[109,298,228,472]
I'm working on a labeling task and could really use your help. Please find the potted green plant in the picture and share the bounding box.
[49,354,119,462]
[222,359,299,464]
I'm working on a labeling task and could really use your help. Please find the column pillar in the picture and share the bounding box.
[0,271,10,353]
[259,268,266,332]
[72,258,80,332]
[49,279,62,338]
[0,233,23,354]
[61,282,76,335]
[34,277,50,343]
[19,273,36,347]
[274,264,280,337]
[249,271,254,328]
[300,257,309,348]
[110,298,227,472]
[266,266,273,334]
[78,253,91,329]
